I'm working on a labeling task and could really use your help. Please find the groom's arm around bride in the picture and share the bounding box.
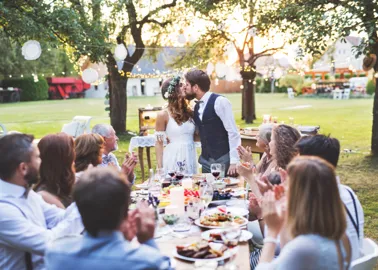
[184,69,241,176]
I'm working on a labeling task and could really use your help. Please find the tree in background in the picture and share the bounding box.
[176,0,285,123]
[0,0,179,133]
[259,0,378,154]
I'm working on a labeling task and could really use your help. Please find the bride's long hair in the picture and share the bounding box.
[161,76,193,125]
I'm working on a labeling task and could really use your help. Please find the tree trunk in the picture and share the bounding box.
[241,69,257,124]
[371,66,378,155]
[107,63,128,133]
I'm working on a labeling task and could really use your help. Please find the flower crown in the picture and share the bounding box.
[164,76,181,99]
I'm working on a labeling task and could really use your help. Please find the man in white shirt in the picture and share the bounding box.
[295,135,364,261]
[92,124,137,184]
[184,69,241,176]
[0,133,84,270]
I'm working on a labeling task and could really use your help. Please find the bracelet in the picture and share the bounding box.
[263,236,278,245]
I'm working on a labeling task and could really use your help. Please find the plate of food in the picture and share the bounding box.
[206,206,249,217]
[223,177,240,186]
[194,212,248,229]
[173,241,237,262]
[201,229,253,243]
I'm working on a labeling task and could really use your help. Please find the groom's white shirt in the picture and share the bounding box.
[197,92,241,164]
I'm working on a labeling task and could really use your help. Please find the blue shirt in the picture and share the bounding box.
[0,179,84,270]
[45,231,173,270]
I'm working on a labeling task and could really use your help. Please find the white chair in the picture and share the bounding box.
[333,89,343,100]
[61,116,92,138]
[0,123,7,137]
[287,88,295,99]
[247,220,264,248]
[351,238,378,270]
[343,88,351,100]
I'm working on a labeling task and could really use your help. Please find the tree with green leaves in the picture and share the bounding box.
[259,0,378,154]
[177,0,285,123]
[1,0,179,133]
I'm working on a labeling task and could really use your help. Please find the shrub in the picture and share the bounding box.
[278,74,304,92]
[325,74,330,80]
[345,73,351,79]
[366,80,376,95]
[304,74,313,80]
[2,76,48,101]
[359,73,366,77]
[335,73,340,79]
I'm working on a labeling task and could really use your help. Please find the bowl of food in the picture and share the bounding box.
[213,180,226,190]
[163,214,179,225]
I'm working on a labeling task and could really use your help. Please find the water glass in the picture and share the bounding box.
[221,226,242,270]
[199,181,214,215]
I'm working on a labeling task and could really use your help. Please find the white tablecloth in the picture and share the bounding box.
[129,135,201,152]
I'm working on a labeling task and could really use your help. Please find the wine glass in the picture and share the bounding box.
[199,181,214,215]
[221,226,242,270]
[211,163,222,181]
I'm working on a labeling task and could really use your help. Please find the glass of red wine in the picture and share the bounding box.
[211,163,222,180]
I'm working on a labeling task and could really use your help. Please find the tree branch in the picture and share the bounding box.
[248,45,285,64]
[142,19,172,27]
[140,0,177,26]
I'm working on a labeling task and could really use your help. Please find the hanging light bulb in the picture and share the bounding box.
[240,85,244,89]
[375,72,378,78]
[253,81,257,85]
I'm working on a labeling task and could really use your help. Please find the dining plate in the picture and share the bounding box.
[201,229,253,243]
[194,216,248,229]
[172,244,238,262]
[223,177,240,186]
[206,207,249,217]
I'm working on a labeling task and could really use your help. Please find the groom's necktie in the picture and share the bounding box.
[194,100,203,104]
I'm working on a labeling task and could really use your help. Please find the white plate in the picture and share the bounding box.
[206,207,249,217]
[194,216,248,229]
[230,188,247,197]
[223,178,240,186]
[201,229,253,243]
[172,243,238,262]
[135,183,149,190]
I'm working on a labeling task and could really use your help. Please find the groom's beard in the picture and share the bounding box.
[185,93,196,101]
[24,165,39,186]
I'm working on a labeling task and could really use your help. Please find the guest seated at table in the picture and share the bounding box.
[256,156,351,269]
[0,133,84,270]
[34,133,75,209]
[92,124,137,184]
[238,123,277,178]
[74,133,104,181]
[45,167,173,270]
[295,135,364,261]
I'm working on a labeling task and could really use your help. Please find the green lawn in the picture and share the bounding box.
[1,94,377,244]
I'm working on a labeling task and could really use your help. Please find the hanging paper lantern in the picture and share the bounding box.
[215,62,227,78]
[177,34,186,44]
[206,62,214,75]
[248,27,257,37]
[22,40,42,60]
[114,44,128,61]
[82,68,99,84]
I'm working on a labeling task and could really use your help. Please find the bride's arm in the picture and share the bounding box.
[155,111,168,169]
[193,127,200,142]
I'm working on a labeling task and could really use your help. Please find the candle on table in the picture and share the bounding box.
[181,178,193,189]
[170,187,185,215]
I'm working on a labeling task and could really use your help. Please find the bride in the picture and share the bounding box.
[155,75,197,175]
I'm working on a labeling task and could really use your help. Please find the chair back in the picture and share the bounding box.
[61,116,92,138]
[287,88,295,99]
[351,238,378,270]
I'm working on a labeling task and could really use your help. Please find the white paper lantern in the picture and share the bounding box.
[82,68,99,84]
[177,34,186,44]
[206,62,214,75]
[22,40,42,60]
[248,27,257,37]
[114,44,127,61]
[278,57,290,67]
[215,62,227,78]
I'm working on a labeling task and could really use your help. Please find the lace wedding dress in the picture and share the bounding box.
[157,113,198,175]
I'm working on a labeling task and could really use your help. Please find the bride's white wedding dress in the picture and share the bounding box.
[162,113,197,175]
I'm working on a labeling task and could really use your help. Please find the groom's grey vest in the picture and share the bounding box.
[193,93,229,160]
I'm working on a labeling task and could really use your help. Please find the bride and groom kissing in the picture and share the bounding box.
[155,68,241,177]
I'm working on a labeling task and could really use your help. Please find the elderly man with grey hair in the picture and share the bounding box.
[92,124,137,184]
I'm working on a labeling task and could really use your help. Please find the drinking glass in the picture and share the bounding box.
[221,226,242,270]
[156,168,165,183]
[211,163,222,180]
[199,181,214,215]
[167,169,175,179]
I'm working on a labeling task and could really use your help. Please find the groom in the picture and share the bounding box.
[184,69,241,176]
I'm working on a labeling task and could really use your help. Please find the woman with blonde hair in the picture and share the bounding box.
[34,133,75,208]
[155,76,197,175]
[75,133,104,180]
[256,156,351,269]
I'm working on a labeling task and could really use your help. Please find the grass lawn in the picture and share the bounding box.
[1,93,377,245]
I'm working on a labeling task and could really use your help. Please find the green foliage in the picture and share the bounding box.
[258,79,271,93]
[3,76,48,101]
[359,73,366,77]
[304,74,313,80]
[278,74,304,92]
[335,73,341,79]
[325,74,330,80]
[366,80,376,95]
[345,73,352,79]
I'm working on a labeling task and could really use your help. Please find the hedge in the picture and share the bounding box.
[367,80,376,95]
[2,76,49,101]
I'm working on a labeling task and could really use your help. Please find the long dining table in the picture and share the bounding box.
[152,175,251,269]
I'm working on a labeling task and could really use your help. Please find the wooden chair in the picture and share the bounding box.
[287,88,295,99]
